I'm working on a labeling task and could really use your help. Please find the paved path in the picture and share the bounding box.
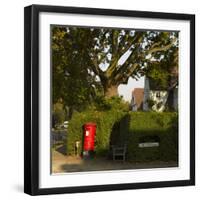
[52,150,178,174]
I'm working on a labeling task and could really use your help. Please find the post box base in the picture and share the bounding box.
[82,150,95,159]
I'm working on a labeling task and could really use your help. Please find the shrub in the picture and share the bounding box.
[67,99,128,156]
[126,112,178,162]
[93,95,129,111]
[67,98,178,163]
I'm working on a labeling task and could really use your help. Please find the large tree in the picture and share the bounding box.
[52,27,102,113]
[52,26,178,102]
[145,44,178,109]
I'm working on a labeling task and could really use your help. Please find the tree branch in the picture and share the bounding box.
[120,32,145,56]
[146,38,177,55]
[90,56,104,78]
[168,81,178,91]
[105,32,145,81]
[105,56,119,77]
[114,63,138,84]
[112,30,119,57]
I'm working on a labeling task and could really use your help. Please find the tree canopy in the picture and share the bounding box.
[52,27,102,111]
[52,26,178,111]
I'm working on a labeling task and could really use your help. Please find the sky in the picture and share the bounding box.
[118,76,145,102]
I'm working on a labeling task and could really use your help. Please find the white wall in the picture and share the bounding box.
[0,0,199,199]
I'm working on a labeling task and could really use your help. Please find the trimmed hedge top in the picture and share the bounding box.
[129,112,178,132]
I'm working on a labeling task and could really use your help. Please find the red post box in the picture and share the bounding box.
[82,122,96,158]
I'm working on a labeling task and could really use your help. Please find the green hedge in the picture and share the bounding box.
[127,112,178,162]
[67,109,126,156]
[67,108,178,162]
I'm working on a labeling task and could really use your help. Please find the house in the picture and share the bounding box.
[130,88,144,111]
[143,77,178,112]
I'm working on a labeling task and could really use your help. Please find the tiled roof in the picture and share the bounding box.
[132,88,144,109]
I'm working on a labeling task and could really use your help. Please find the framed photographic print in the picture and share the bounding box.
[24,4,195,195]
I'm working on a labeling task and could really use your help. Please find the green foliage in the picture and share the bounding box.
[52,26,103,110]
[110,114,130,147]
[52,101,66,126]
[67,97,128,156]
[146,46,178,91]
[67,107,178,162]
[93,96,129,111]
[147,66,170,90]
[126,112,178,162]
[52,25,178,102]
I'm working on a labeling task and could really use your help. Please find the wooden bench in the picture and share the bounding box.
[111,144,127,162]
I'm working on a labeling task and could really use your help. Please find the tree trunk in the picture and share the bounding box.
[104,84,119,98]
[166,89,174,110]
[68,106,74,119]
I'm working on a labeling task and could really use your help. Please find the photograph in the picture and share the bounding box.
[24,5,195,195]
[51,25,179,174]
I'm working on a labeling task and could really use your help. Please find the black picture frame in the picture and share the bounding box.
[24,4,195,195]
